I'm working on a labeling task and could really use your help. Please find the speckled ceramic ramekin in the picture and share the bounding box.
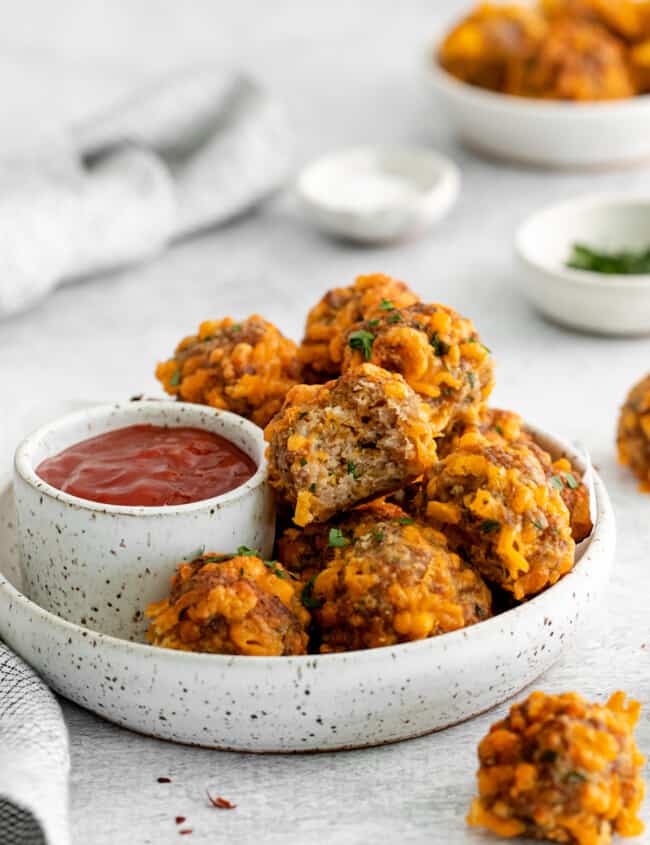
[14,401,275,640]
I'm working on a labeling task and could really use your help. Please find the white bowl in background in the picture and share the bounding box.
[0,405,615,752]
[13,401,275,640]
[426,50,650,169]
[516,194,650,335]
[296,145,460,244]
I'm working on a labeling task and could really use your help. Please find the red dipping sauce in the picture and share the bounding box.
[36,424,257,507]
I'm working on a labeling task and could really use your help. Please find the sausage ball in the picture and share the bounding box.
[265,363,437,527]
[297,273,419,382]
[155,315,302,427]
[278,502,492,653]
[440,408,593,543]
[514,19,636,100]
[422,431,575,599]
[541,0,645,41]
[341,302,495,434]
[468,690,645,844]
[146,551,309,656]
[438,3,548,93]
[618,372,650,492]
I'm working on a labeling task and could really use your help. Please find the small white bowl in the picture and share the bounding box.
[295,145,460,243]
[13,401,275,640]
[426,48,650,168]
[516,194,650,335]
[0,410,615,751]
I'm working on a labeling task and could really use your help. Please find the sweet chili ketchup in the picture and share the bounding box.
[36,424,256,507]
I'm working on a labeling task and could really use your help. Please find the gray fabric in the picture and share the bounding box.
[0,643,70,845]
[0,67,292,318]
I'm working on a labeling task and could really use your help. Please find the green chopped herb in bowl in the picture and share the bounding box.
[567,243,650,276]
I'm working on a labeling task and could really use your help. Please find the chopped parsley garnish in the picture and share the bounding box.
[298,411,309,420]
[348,330,376,361]
[240,567,245,576]
[387,313,401,324]
[372,528,385,543]
[347,461,360,479]
[309,483,316,493]
[563,770,586,784]
[237,545,259,557]
[170,368,182,386]
[430,332,450,357]
[230,324,242,332]
[301,575,324,609]
[467,372,476,388]
[480,520,501,534]
[379,298,395,311]
[397,517,415,526]
[550,475,565,490]
[565,472,579,490]
[263,560,286,579]
[533,519,546,531]
[367,319,380,328]
[300,457,308,466]
[202,554,230,564]
[494,424,504,436]
[328,527,349,548]
[567,243,650,275]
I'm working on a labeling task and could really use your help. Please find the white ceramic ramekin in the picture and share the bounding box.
[14,401,275,640]
[516,193,650,335]
[426,50,650,169]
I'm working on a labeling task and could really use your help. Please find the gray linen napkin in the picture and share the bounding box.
[0,643,70,845]
[0,67,292,318]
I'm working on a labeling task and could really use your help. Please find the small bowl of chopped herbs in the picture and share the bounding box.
[516,194,650,336]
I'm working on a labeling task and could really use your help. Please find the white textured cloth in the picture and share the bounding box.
[0,643,70,845]
[0,68,292,318]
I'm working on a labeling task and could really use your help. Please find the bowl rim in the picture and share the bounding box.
[426,39,650,115]
[13,400,269,517]
[1,421,615,667]
[295,144,461,218]
[515,192,650,287]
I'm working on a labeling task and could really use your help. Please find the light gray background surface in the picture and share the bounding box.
[1,1,650,842]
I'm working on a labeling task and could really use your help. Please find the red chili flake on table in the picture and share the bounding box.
[157,777,171,783]
[207,791,237,809]
[175,817,186,825]
[179,829,193,836]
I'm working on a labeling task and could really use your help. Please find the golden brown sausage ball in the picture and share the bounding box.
[422,430,575,599]
[297,273,419,383]
[468,690,645,843]
[440,408,593,543]
[341,302,494,434]
[264,363,437,527]
[146,551,309,656]
[618,372,650,492]
[438,3,548,93]
[281,503,491,653]
[155,315,302,427]
[514,19,636,101]
[541,0,645,41]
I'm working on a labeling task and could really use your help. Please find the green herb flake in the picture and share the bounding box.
[467,372,476,389]
[170,368,182,387]
[237,545,259,557]
[347,461,360,480]
[533,519,545,531]
[565,472,579,490]
[348,330,376,361]
[230,324,242,332]
[540,749,558,764]
[379,298,395,311]
[563,770,586,784]
[367,319,380,328]
[430,332,450,357]
[239,567,245,576]
[202,554,230,564]
[480,519,501,534]
[328,527,349,548]
[494,424,504,436]
[309,483,316,494]
[301,575,324,609]
[298,411,309,420]
[567,242,650,276]
[372,528,385,543]
[300,457,308,467]
[397,517,415,526]
[387,313,402,324]
[550,475,564,490]
[263,559,286,579]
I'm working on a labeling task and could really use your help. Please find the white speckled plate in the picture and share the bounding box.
[0,407,615,752]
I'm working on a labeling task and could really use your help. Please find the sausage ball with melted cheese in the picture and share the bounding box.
[468,690,645,844]
[156,315,302,427]
[297,273,419,383]
[146,552,309,656]
[341,302,494,434]
[440,408,593,543]
[422,430,575,599]
[618,372,650,492]
[278,502,492,653]
[265,363,437,527]
[438,2,548,93]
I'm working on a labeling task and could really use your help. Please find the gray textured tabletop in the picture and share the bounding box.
[2,1,650,843]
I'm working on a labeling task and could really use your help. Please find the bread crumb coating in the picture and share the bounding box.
[156,315,302,427]
[468,690,645,844]
[146,552,309,656]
